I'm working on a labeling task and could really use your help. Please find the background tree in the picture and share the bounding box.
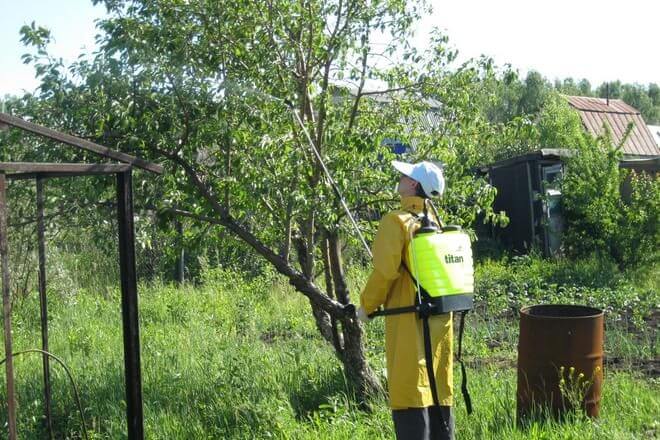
[519,71,549,115]
[484,69,660,125]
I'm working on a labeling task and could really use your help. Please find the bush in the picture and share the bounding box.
[560,127,660,269]
[615,171,660,268]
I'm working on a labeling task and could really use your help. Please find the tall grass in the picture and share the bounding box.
[0,261,657,438]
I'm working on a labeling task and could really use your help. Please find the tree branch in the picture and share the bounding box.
[347,23,370,132]
[162,202,346,318]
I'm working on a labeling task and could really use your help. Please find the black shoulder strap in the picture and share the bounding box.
[423,315,441,407]
[457,310,473,414]
[406,208,440,228]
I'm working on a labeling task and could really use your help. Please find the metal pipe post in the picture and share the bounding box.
[116,170,144,439]
[37,177,54,439]
[175,219,184,285]
[0,172,18,440]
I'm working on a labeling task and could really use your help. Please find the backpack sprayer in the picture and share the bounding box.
[368,203,474,318]
[232,83,473,413]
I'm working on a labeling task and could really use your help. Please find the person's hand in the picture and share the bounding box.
[342,303,356,317]
[357,306,371,323]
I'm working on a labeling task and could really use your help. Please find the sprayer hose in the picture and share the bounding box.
[0,349,89,440]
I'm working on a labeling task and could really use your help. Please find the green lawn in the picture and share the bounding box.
[0,268,658,439]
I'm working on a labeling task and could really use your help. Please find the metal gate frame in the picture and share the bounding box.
[0,112,163,440]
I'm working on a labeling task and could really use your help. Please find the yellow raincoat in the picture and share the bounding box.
[360,196,453,409]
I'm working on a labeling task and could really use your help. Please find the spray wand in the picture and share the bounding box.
[282,100,372,259]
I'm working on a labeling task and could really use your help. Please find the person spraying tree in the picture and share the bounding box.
[358,160,474,440]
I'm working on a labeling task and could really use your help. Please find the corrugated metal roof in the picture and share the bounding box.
[566,95,638,114]
[565,95,660,157]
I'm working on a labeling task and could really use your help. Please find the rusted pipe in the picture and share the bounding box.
[0,172,18,439]
[37,177,54,439]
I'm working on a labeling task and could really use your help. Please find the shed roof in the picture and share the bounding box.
[0,112,163,174]
[478,148,571,173]
[619,156,660,172]
[565,95,660,157]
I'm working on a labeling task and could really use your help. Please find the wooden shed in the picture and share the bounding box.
[481,151,659,257]
[479,97,659,256]
[480,149,568,256]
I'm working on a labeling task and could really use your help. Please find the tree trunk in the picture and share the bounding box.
[321,235,343,353]
[279,199,293,262]
[327,231,349,305]
[309,298,336,348]
[339,316,384,405]
[328,230,384,403]
[174,219,185,285]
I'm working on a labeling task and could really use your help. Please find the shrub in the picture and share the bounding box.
[560,127,659,269]
[615,171,660,269]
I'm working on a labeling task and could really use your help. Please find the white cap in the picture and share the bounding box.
[392,160,445,197]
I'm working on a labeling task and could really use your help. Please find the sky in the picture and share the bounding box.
[416,0,660,86]
[0,0,105,97]
[1,0,658,97]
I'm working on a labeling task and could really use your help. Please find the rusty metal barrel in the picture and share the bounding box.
[517,304,604,421]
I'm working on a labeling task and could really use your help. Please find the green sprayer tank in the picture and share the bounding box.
[408,225,474,313]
